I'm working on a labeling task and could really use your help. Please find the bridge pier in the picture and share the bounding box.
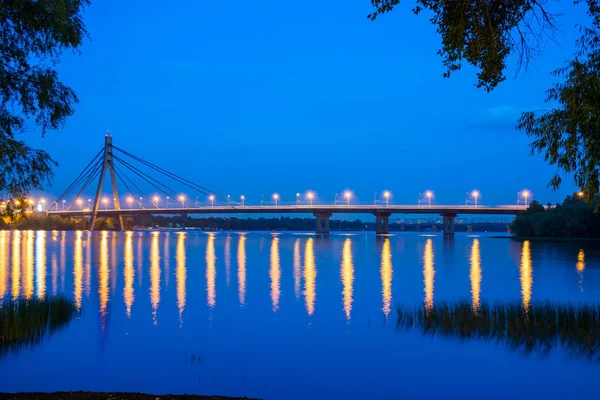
[314,212,332,235]
[442,213,456,238]
[374,212,391,235]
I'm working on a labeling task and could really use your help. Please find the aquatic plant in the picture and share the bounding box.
[397,300,600,358]
[0,296,76,356]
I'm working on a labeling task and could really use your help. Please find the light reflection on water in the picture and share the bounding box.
[0,230,599,398]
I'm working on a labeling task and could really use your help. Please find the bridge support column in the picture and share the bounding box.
[442,213,456,239]
[374,212,391,235]
[91,135,124,231]
[314,212,332,236]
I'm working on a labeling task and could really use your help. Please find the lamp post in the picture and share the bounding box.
[77,198,83,211]
[139,197,143,208]
[62,199,66,211]
[307,192,314,206]
[296,193,300,205]
[383,191,391,207]
[273,193,279,207]
[241,195,245,206]
[344,191,351,206]
[471,190,480,207]
[425,191,433,206]
[127,196,133,209]
[179,195,185,208]
[102,197,108,210]
[153,196,160,208]
[209,195,215,207]
[522,190,530,206]
[166,196,170,208]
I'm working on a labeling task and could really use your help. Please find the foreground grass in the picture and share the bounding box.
[397,300,600,358]
[0,297,76,356]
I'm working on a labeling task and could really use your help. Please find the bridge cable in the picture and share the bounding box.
[50,148,104,210]
[112,163,147,209]
[112,146,225,200]
[113,155,177,198]
[65,162,104,211]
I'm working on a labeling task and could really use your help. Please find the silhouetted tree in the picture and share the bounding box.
[0,0,89,218]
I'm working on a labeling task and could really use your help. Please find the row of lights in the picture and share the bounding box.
[53,188,539,211]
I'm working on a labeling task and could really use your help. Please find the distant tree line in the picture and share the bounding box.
[510,195,600,238]
[5,214,509,233]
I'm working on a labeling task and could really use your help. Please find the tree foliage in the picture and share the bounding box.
[518,1,600,201]
[510,194,600,237]
[0,0,89,216]
[369,0,557,91]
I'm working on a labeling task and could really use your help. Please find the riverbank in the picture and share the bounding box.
[510,236,600,242]
[0,393,258,400]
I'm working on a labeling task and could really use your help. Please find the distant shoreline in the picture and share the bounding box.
[509,236,600,242]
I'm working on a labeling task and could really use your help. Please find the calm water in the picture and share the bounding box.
[1,230,600,399]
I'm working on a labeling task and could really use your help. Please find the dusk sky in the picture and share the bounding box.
[26,0,590,206]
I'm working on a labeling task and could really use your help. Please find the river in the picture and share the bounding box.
[0,230,599,399]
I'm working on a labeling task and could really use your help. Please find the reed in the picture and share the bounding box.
[0,297,76,356]
[396,300,600,358]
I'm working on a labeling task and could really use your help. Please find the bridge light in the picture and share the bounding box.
[241,195,245,206]
[179,195,185,208]
[153,196,160,208]
[382,190,391,207]
[273,193,279,206]
[126,196,134,209]
[471,190,480,207]
[307,191,314,206]
[343,190,351,205]
[520,189,531,206]
[77,198,83,211]
[209,195,215,207]
[424,191,433,206]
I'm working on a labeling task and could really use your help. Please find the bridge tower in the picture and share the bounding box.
[90,135,124,231]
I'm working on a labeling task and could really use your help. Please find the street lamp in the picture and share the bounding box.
[209,195,215,207]
[77,198,83,211]
[296,193,300,205]
[139,197,143,208]
[471,190,480,207]
[166,196,170,208]
[102,197,108,210]
[521,190,531,206]
[62,199,66,211]
[127,196,133,209]
[383,190,391,207]
[344,191,351,206]
[179,195,185,208]
[425,190,433,206]
[241,195,245,206]
[577,191,584,199]
[227,194,230,205]
[273,193,279,206]
[153,196,160,208]
[307,192,314,206]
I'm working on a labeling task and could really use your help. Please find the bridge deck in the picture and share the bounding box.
[47,204,526,217]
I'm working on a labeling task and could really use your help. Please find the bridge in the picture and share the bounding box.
[46,136,528,236]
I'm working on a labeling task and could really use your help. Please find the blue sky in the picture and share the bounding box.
[25,0,590,206]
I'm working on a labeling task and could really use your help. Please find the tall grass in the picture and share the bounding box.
[0,297,76,356]
[397,300,600,358]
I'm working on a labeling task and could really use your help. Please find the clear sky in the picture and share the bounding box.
[26,0,590,206]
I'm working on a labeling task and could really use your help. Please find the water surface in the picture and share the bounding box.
[1,230,599,399]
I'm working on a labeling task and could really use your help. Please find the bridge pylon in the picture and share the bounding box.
[90,135,124,231]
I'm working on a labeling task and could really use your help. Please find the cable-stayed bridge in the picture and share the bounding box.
[47,136,527,236]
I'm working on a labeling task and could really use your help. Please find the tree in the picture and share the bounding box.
[0,0,89,217]
[369,0,600,200]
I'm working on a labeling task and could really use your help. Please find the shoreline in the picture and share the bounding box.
[0,393,257,400]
